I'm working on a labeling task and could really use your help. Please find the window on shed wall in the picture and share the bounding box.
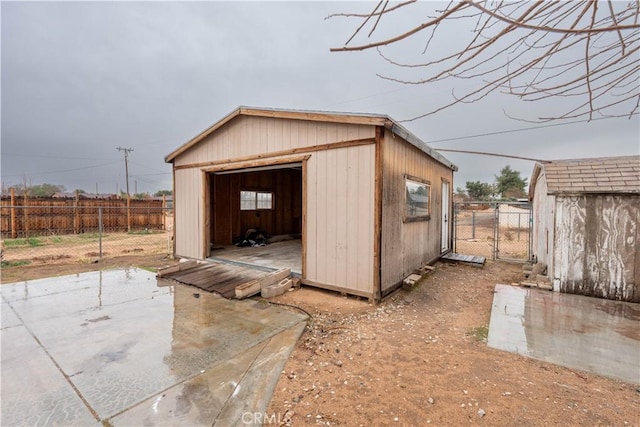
[240,191,274,210]
[404,177,430,222]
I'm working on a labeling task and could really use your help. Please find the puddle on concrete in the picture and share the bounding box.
[488,284,640,384]
[1,268,307,426]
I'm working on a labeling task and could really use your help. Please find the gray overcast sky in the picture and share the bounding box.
[2,1,639,195]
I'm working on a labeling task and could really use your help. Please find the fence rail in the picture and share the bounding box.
[1,200,169,238]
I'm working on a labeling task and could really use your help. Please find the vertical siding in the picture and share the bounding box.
[380,134,454,293]
[174,116,375,167]
[554,194,639,302]
[305,144,375,295]
[532,173,556,286]
[174,168,202,259]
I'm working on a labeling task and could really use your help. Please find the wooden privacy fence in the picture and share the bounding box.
[1,195,172,238]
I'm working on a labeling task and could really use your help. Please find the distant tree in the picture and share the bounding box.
[465,181,494,201]
[495,166,528,199]
[75,188,86,194]
[454,186,468,201]
[20,183,66,197]
[413,185,427,196]
[153,190,172,197]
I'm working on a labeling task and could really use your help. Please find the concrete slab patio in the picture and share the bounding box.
[1,269,308,426]
[488,284,640,384]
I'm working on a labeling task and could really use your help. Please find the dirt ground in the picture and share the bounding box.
[1,231,171,266]
[2,258,638,426]
[0,253,176,283]
[267,262,639,426]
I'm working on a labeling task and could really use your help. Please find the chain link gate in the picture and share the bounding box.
[453,201,532,262]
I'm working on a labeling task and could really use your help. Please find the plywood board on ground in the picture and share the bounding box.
[440,252,486,267]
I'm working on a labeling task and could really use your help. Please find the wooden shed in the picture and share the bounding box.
[165,107,457,300]
[529,156,640,302]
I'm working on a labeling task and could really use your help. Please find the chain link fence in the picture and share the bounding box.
[453,201,532,262]
[1,205,173,266]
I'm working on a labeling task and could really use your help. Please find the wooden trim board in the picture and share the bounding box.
[200,155,311,174]
[302,157,308,280]
[174,138,375,171]
[373,125,384,301]
[301,279,375,300]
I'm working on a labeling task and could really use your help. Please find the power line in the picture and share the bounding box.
[427,114,639,144]
[434,149,550,163]
[2,153,104,161]
[2,161,119,177]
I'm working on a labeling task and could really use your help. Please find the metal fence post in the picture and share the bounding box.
[452,203,457,253]
[98,207,103,258]
[471,211,476,239]
[493,205,499,261]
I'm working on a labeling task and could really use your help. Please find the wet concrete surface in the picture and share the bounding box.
[1,269,308,426]
[488,284,640,384]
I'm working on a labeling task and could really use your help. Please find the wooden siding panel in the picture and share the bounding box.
[554,194,639,302]
[314,151,329,284]
[381,134,454,293]
[304,145,375,295]
[306,155,318,279]
[346,146,360,287]
[356,146,375,292]
[174,168,202,258]
[174,116,375,167]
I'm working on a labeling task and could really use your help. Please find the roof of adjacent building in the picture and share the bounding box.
[530,155,640,197]
[165,106,457,171]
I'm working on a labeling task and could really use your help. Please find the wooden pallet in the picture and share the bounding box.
[160,261,269,298]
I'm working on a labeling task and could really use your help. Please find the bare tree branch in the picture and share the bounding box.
[330,2,470,52]
[330,1,640,122]
[467,0,640,34]
[325,1,416,20]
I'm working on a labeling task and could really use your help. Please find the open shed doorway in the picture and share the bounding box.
[206,163,303,274]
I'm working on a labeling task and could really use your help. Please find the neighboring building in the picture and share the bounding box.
[529,156,640,302]
[165,106,457,300]
[51,192,120,200]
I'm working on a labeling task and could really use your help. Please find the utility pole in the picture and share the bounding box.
[116,147,134,232]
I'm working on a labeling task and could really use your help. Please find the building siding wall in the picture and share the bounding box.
[553,194,639,302]
[174,116,374,167]
[380,133,454,293]
[532,172,556,287]
[306,145,375,295]
[174,167,202,259]
[172,115,376,297]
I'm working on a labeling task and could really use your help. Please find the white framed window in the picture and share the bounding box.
[240,191,273,210]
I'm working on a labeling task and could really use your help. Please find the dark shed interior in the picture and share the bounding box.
[209,166,302,245]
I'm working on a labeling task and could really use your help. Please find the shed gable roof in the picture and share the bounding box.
[530,155,640,197]
[165,106,457,171]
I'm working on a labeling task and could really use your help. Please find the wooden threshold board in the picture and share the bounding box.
[440,252,486,267]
